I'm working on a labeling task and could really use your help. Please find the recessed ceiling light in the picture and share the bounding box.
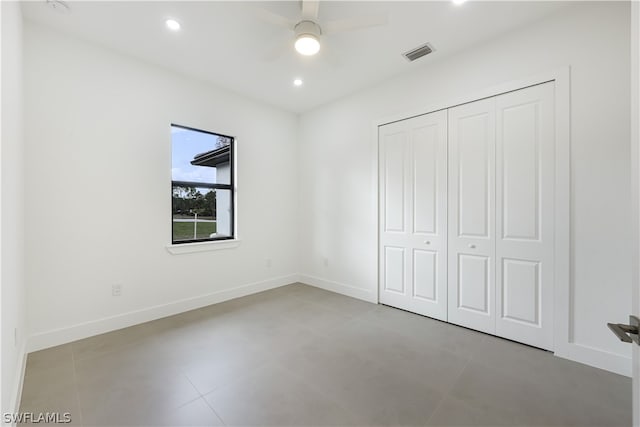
[452,0,468,5]
[165,19,181,31]
[293,79,303,87]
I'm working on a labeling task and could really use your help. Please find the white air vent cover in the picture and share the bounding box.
[46,0,70,13]
[403,43,435,62]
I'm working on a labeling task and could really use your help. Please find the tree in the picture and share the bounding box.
[204,190,216,217]
[172,186,216,219]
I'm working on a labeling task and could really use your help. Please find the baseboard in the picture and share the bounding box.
[27,274,300,353]
[25,272,630,379]
[555,341,632,377]
[298,275,632,378]
[9,340,28,420]
[298,274,378,303]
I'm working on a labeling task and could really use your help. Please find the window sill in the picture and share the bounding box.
[166,239,241,255]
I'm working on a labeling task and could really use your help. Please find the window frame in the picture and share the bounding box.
[170,123,235,245]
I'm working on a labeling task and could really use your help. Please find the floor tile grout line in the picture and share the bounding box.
[174,393,207,409]
[183,373,206,398]
[200,393,227,426]
[21,286,631,427]
[423,334,506,426]
[423,347,474,426]
[279,345,392,424]
[178,333,308,399]
[171,393,227,427]
[343,313,470,364]
[270,359,367,424]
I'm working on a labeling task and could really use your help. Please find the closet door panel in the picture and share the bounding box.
[448,98,496,334]
[384,246,406,294]
[495,82,555,350]
[501,258,540,325]
[379,110,448,321]
[413,124,439,235]
[383,130,407,234]
[501,100,539,241]
[457,114,491,239]
[413,249,438,301]
[457,254,490,314]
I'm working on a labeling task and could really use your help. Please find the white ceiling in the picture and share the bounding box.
[21,1,575,113]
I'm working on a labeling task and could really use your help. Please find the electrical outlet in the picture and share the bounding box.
[323,257,329,268]
[112,284,122,297]
[265,258,272,268]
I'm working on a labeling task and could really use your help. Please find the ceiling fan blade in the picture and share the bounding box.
[261,35,292,62]
[301,0,320,21]
[319,43,344,68]
[247,5,296,30]
[323,14,388,35]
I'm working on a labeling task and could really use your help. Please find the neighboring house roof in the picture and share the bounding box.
[190,145,230,167]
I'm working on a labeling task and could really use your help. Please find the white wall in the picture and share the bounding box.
[1,0,27,415]
[23,22,299,349]
[299,2,632,375]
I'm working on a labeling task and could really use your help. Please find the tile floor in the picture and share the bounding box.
[20,283,631,426]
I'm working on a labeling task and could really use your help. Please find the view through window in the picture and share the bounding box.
[171,124,234,243]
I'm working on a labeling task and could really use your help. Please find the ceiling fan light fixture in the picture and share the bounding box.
[294,20,322,56]
[295,34,320,56]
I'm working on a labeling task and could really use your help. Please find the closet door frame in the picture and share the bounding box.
[372,67,570,356]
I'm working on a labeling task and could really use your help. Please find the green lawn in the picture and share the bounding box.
[172,221,217,241]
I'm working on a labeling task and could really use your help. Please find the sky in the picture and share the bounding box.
[171,125,217,183]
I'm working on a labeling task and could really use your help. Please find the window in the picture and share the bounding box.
[171,124,234,244]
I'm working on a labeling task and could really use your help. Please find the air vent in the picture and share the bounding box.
[403,43,435,62]
[46,0,70,13]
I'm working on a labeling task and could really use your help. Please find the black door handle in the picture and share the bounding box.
[607,316,640,345]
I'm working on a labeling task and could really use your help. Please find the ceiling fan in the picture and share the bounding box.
[253,0,388,60]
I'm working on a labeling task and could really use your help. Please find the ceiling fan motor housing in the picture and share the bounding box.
[294,20,322,38]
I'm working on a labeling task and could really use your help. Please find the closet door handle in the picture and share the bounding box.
[424,240,431,245]
[607,316,640,345]
[468,244,476,249]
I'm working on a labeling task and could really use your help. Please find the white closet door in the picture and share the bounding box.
[448,98,496,334]
[379,110,448,321]
[495,82,555,350]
